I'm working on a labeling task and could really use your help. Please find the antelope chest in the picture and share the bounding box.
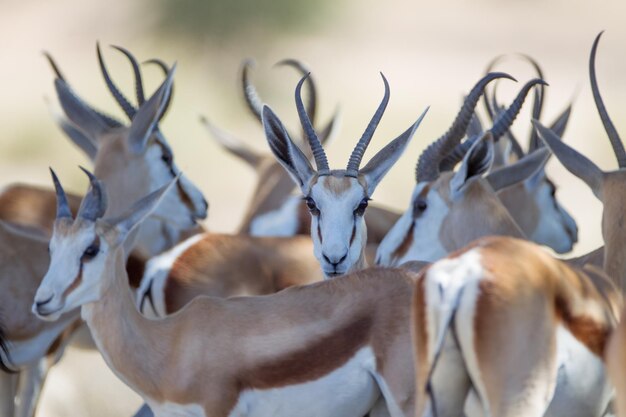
[228,347,380,417]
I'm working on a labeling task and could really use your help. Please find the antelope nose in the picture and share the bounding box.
[323,252,348,267]
[35,295,53,310]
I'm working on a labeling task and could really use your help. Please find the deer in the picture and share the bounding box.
[202,59,401,245]
[0,46,208,417]
[33,171,419,417]
[412,235,621,417]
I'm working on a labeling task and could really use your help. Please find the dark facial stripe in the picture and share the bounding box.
[391,222,416,263]
[63,263,83,298]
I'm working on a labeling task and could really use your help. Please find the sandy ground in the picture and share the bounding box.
[2,0,626,415]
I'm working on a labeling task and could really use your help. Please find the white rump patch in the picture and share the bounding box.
[228,347,380,417]
[137,233,206,317]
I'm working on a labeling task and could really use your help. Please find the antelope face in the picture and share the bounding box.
[305,174,369,276]
[33,219,109,320]
[263,73,428,278]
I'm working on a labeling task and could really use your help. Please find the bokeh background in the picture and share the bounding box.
[2,0,626,415]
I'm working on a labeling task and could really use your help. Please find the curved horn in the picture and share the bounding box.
[111,45,145,106]
[346,72,390,175]
[49,168,73,220]
[144,59,174,121]
[590,31,626,168]
[241,59,264,123]
[276,59,317,125]
[97,42,136,120]
[43,52,66,81]
[415,72,515,182]
[77,166,107,221]
[439,78,547,172]
[295,74,329,173]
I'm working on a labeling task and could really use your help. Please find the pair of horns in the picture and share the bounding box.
[295,72,390,176]
[97,43,173,122]
[51,167,106,222]
[415,72,515,182]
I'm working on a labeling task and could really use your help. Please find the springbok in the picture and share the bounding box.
[0,46,207,417]
[203,60,401,244]
[263,72,432,277]
[608,306,626,417]
[412,235,620,417]
[375,78,550,266]
[477,54,578,253]
[33,172,418,417]
[533,32,626,291]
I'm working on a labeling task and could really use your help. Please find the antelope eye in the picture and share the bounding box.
[354,198,369,216]
[414,199,428,215]
[82,243,99,261]
[305,197,320,215]
[161,153,173,164]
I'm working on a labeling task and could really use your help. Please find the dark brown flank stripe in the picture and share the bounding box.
[555,295,611,358]
[239,315,373,390]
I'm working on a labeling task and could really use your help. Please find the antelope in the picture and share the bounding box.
[375,77,552,266]
[33,172,419,417]
[533,32,626,291]
[412,235,621,417]
[608,307,626,417]
[0,46,207,417]
[478,54,578,253]
[203,60,401,244]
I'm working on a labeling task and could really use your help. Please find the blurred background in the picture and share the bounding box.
[2,0,626,415]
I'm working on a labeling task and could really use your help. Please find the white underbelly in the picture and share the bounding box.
[229,347,380,417]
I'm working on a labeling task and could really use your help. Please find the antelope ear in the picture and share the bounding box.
[486,148,550,192]
[128,65,175,154]
[108,178,176,244]
[200,116,262,169]
[55,79,109,140]
[263,105,315,192]
[450,132,494,199]
[360,108,428,195]
[533,120,605,200]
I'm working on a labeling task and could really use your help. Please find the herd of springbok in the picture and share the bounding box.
[0,30,624,417]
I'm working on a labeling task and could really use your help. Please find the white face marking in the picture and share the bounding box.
[376,183,449,266]
[307,176,368,278]
[137,233,206,317]
[146,401,206,417]
[250,196,302,237]
[32,222,110,321]
[526,181,577,254]
[228,347,379,417]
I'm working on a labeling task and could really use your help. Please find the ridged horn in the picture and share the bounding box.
[590,31,626,168]
[439,78,547,172]
[144,59,173,121]
[295,74,329,174]
[111,45,145,106]
[49,168,73,220]
[346,72,390,176]
[415,72,515,182]
[77,166,107,221]
[96,42,136,120]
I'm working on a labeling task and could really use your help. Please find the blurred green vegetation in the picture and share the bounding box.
[155,0,333,41]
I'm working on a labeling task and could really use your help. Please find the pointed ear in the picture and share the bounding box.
[200,116,262,168]
[54,79,109,140]
[486,148,550,192]
[263,105,315,192]
[548,104,572,139]
[360,107,428,195]
[128,65,175,154]
[533,120,605,200]
[108,178,176,243]
[450,132,494,198]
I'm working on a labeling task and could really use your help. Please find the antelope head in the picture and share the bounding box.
[264,73,427,278]
[201,60,339,236]
[533,32,626,290]
[46,46,207,255]
[376,75,550,266]
[480,53,578,253]
[33,168,171,321]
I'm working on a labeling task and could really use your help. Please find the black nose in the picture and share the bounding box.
[36,295,53,309]
[323,252,348,267]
